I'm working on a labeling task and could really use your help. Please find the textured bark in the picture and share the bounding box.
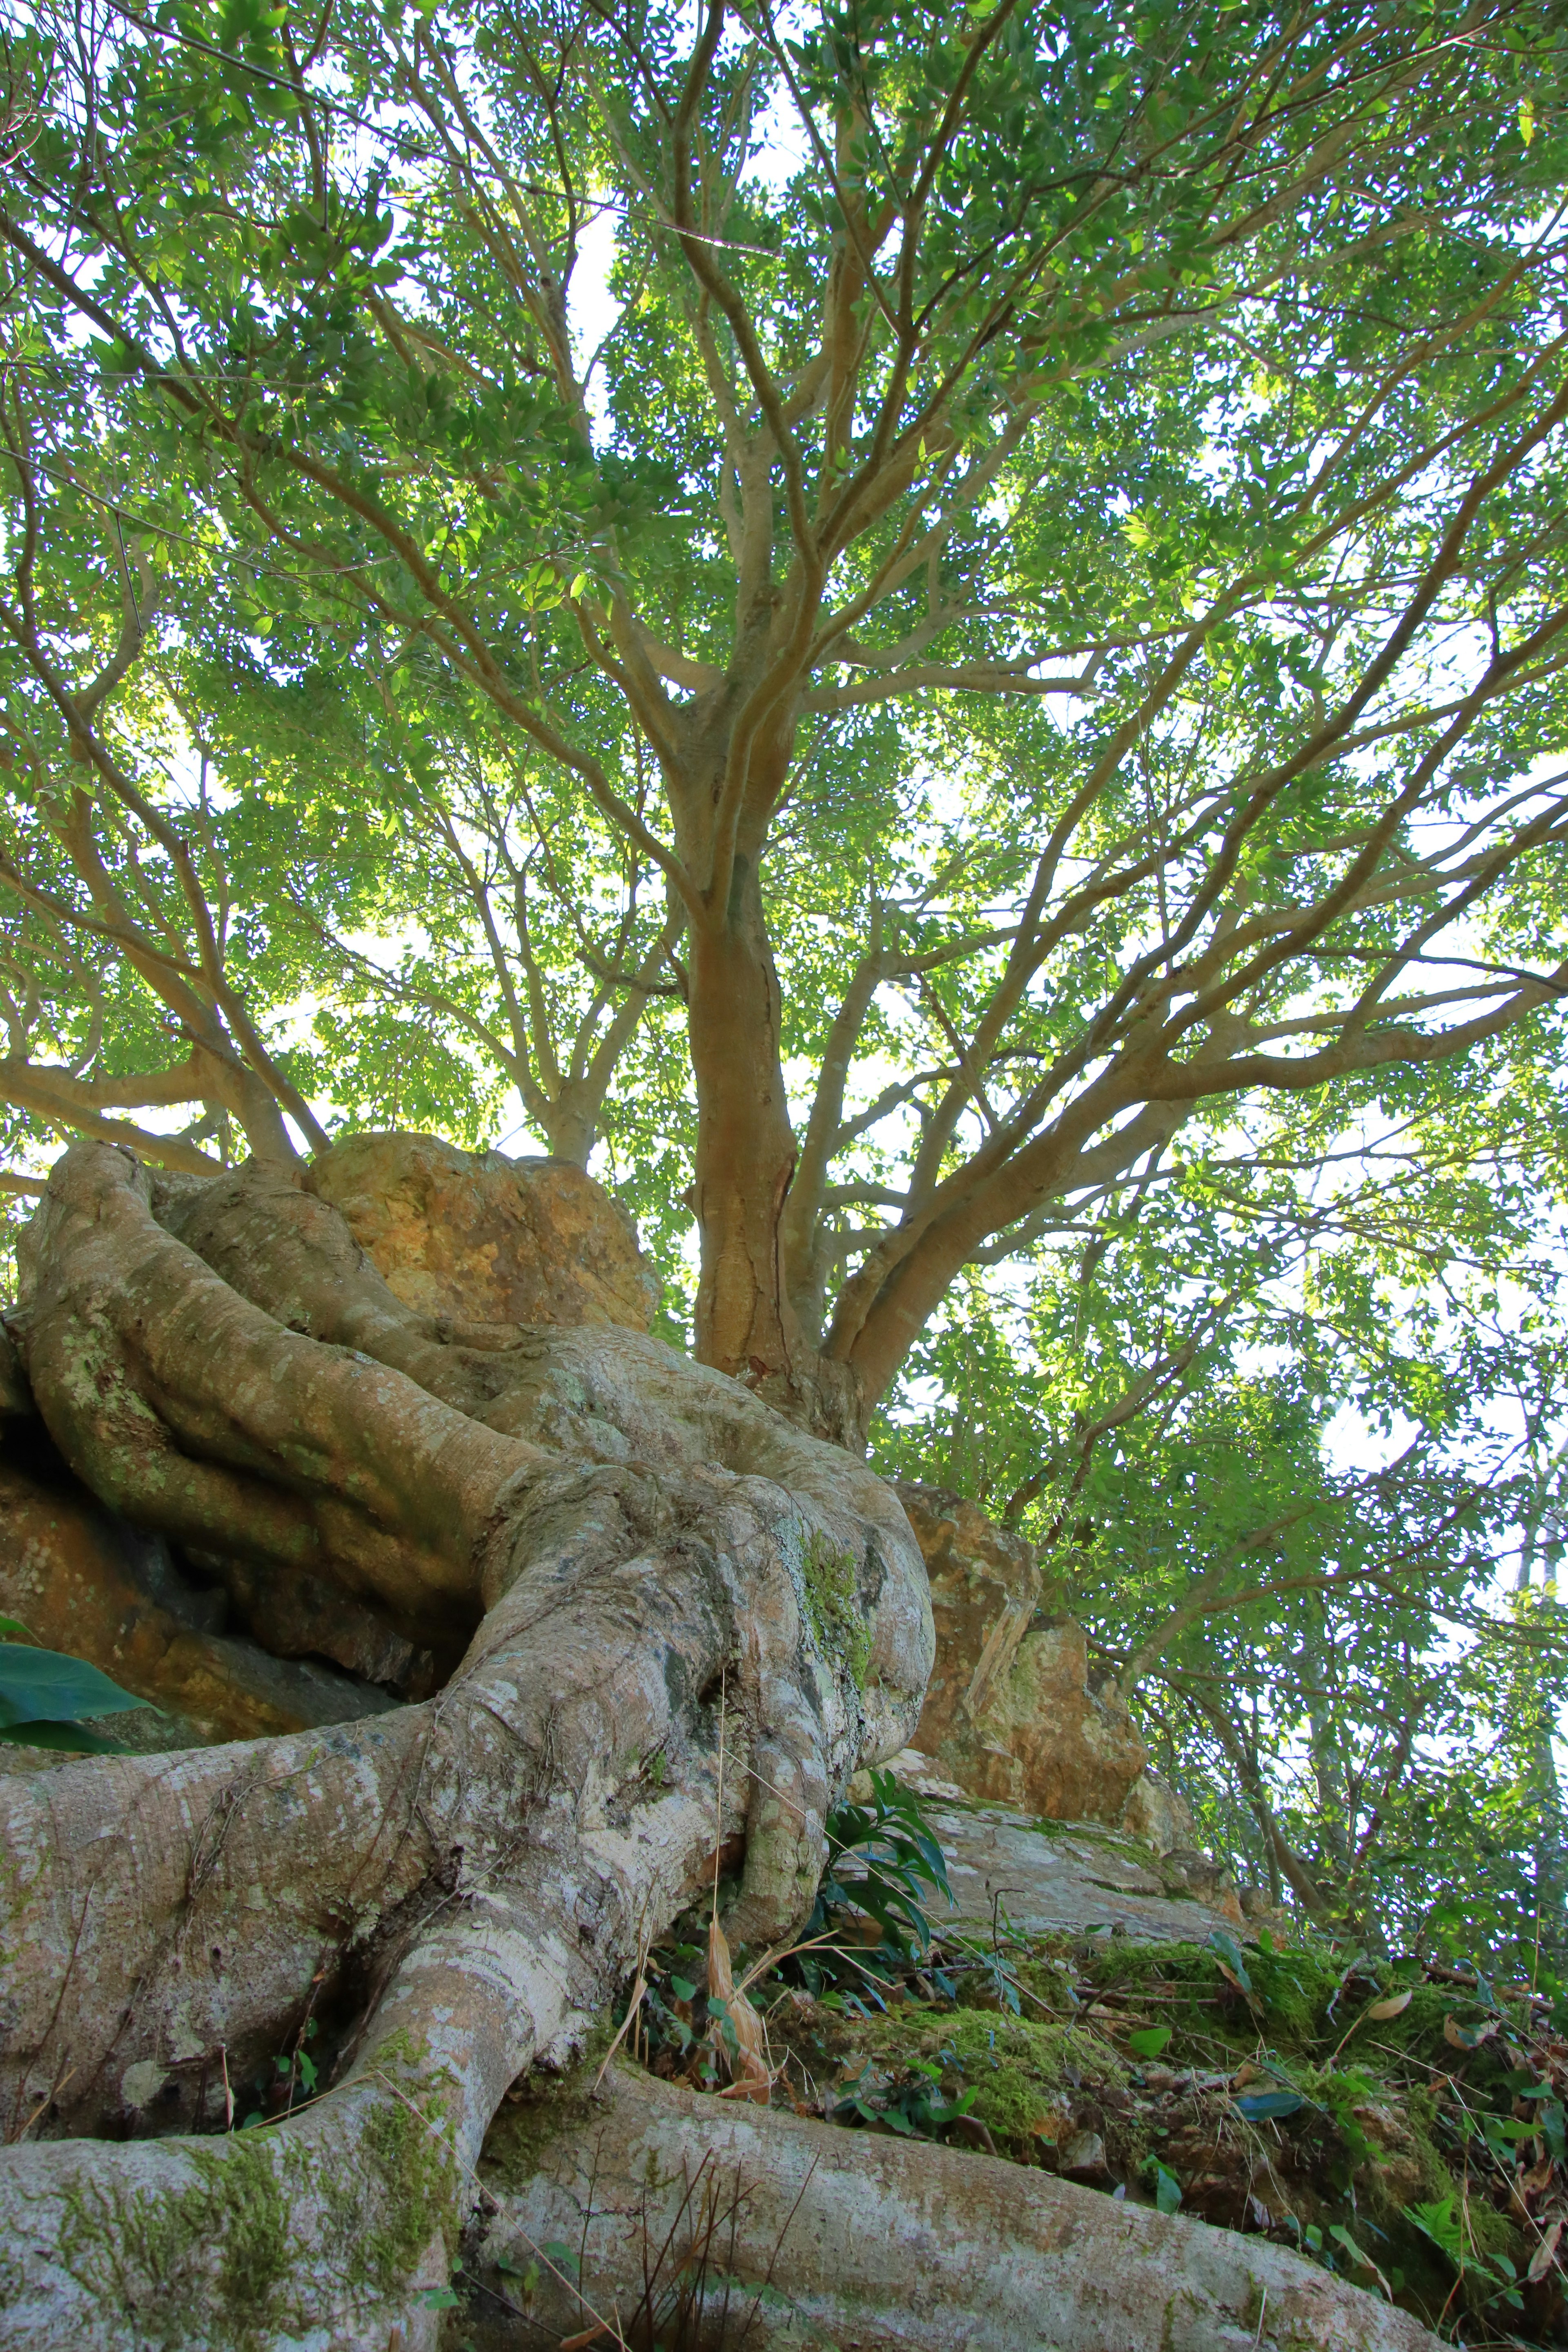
[687,870,803,1387]
[475,2062,1442,2352]
[0,1140,931,2348]
[684,877,871,1451]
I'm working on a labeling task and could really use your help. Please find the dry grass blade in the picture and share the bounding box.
[1528,2213,1564,2283]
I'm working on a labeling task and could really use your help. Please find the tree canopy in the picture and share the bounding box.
[4,0,1568,1961]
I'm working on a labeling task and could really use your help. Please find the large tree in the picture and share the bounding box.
[1,0,1568,2339]
[5,0,1568,1432]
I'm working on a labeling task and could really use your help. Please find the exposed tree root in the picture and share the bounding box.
[0,1142,930,2347]
[0,1141,1434,2352]
[476,2061,1443,2352]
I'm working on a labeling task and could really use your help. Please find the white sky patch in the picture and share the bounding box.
[568,204,623,445]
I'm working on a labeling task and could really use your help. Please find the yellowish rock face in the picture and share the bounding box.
[306,1131,661,1333]
[896,1481,1147,1826]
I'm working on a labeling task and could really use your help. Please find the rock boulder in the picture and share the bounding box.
[305,1130,660,1334]
[0,1429,392,1747]
[896,1483,1148,1824]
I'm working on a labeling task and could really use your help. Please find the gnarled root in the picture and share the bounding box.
[477,2062,1442,2352]
[0,1140,1420,2352]
[0,1143,931,2348]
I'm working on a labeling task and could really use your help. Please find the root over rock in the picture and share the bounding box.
[0,1139,1438,2351]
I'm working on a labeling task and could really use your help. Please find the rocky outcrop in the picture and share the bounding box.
[897,1483,1149,1825]
[0,1427,393,1746]
[305,1130,660,1333]
[1122,1766,1200,1854]
[927,1796,1249,1944]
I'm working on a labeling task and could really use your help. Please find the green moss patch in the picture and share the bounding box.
[800,1530,872,1692]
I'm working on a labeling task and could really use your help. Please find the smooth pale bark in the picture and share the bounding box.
[0,1140,931,2349]
[479,2063,1442,2352]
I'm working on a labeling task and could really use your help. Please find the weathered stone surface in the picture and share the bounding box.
[864,1743,1250,1938]
[305,1129,659,1332]
[0,1434,394,1748]
[1122,1765,1200,1854]
[927,1797,1250,1944]
[898,1482,1147,1824]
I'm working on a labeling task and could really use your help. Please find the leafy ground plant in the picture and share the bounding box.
[0,1619,151,1753]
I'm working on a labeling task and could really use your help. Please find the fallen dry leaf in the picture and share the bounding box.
[708,1911,772,2102]
[1363,1990,1413,2022]
[1528,2216,1564,2284]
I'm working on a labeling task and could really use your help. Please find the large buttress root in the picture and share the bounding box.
[483,2065,1443,2352]
[0,1143,931,2348]
[0,1143,1422,2352]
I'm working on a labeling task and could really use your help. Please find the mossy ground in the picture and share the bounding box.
[606,1920,1568,2348]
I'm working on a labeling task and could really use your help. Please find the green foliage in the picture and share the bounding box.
[1,0,1568,2049]
[804,1765,956,1978]
[0,1625,151,1753]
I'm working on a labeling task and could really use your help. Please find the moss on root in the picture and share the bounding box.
[53,2068,461,2350]
[479,2021,617,2194]
[799,1531,871,1693]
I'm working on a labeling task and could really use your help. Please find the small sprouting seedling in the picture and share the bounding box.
[1144,2156,1182,2214]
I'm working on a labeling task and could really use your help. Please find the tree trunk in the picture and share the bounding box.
[0,1141,1437,2350]
[687,860,800,1385]
[681,846,867,1450]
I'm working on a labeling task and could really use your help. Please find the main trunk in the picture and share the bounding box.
[688,858,796,1383]
[687,862,867,1450]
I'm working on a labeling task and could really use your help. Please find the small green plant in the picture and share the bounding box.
[803,1768,953,1978]
[1143,2155,1183,2214]
[1404,2195,1525,2316]
[833,2050,978,2140]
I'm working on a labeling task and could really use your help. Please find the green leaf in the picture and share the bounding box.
[1234,2089,1305,2122]
[1144,2156,1183,2214]
[1128,2027,1172,2059]
[0,1645,150,1728]
[1207,1929,1253,1994]
[0,1719,131,1754]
